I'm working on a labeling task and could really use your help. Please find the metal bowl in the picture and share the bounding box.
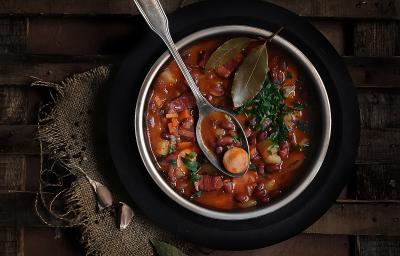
[135,25,331,220]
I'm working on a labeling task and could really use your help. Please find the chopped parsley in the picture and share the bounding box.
[237,80,289,144]
[181,152,200,182]
[232,135,240,144]
[168,159,177,166]
[286,71,293,79]
[190,191,202,199]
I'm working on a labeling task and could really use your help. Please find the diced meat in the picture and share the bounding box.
[165,93,196,113]
[197,175,223,192]
[215,53,244,79]
[178,129,195,142]
[181,118,194,130]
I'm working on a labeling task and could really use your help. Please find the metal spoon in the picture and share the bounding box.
[134,0,250,177]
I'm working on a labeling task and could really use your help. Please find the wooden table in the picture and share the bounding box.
[0,1,399,255]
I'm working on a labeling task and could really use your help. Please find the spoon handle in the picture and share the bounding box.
[133,0,208,107]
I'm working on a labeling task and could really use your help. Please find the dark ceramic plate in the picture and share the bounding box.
[107,0,359,250]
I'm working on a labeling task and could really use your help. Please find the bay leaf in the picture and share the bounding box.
[205,37,252,71]
[231,43,268,108]
[150,239,187,256]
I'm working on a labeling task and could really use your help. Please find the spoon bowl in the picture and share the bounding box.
[134,0,250,177]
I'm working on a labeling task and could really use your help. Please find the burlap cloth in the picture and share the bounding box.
[33,2,206,254]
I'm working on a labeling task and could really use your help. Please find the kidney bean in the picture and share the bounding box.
[256,164,265,175]
[217,136,233,146]
[220,120,235,130]
[246,184,256,196]
[278,141,289,159]
[270,69,286,85]
[223,180,234,194]
[258,196,270,204]
[179,129,195,142]
[227,130,238,137]
[161,132,171,140]
[247,116,257,127]
[248,135,257,145]
[181,118,194,130]
[165,153,178,162]
[254,189,268,199]
[251,153,261,161]
[257,131,268,141]
[160,117,168,124]
[244,128,252,138]
[234,194,249,203]
[261,119,272,130]
[215,146,224,154]
[266,164,281,172]
[256,182,265,191]
[288,131,297,144]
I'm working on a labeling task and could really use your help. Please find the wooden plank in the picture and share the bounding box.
[0,0,398,19]
[202,234,350,256]
[0,155,40,191]
[311,21,345,55]
[26,17,145,55]
[346,57,400,88]
[25,17,348,56]
[0,192,43,227]
[0,191,398,235]
[354,21,400,57]
[0,125,39,155]
[356,164,400,201]
[305,202,400,235]
[358,88,400,129]
[24,228,83,256]
[0,86,41,125]
[0,227,23,256]
[356,236,400,256]
[1,56,399,88]
[357,128,400,164]
[0,17,26,54]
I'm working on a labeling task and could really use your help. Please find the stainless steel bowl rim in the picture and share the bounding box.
[135,25,331,220]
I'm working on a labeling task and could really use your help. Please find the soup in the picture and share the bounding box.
[146,36,313,211]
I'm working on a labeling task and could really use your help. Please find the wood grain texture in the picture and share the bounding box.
[0,86,41,125]
[354,21,400,57]
[305,202,400,235]
[1,56,398,88]
[0,156,39,191]
[27,17,146,55]
[0,0,398,19]
[201,234,350,256]
[0,227,23,256]
[0,125,39,155]
[356,236,400,256]
[346,57,400,88]
[356,164,400,200]
[0,18,26,54]
[24,17,346,56]
[0,191,398,236]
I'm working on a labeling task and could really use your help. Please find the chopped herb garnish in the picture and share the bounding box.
[181,152,200,182]
[190,191,202,199]
[249,162,257,170]
[286,71,293,79]
[293,102,305,110]
[168,159,177,166]
[232,135,240,144]
[237,80,289,144]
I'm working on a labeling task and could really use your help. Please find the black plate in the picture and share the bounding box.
[107,0,359,250]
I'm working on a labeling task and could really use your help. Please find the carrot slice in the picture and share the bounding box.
[171,118,179,127]
[177,141,193,150]
[166,113,178,119]
[168,123,178,135]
